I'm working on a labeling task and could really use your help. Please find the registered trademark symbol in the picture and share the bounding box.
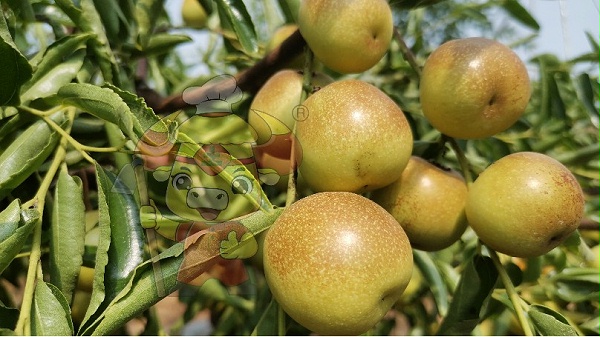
[292,105,309,121]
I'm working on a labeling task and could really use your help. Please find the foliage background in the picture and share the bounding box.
[0,0,598,335]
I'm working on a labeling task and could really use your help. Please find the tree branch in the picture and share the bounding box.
[579,218,599,231]
[139,29,307,114]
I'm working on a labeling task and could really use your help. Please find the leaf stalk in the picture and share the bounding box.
[15,108,75,334]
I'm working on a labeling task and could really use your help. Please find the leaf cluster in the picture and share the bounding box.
[0,0,597,335]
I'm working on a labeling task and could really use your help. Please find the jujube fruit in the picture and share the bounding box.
[372,156,469,251]
[181,0,208,29]
[419,37,531,139]
[295,79,413,193]
[263,192,413,335]
[298,0,393,73]
[465,152,585,258]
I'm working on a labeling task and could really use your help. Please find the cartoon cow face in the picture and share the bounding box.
[153,142,264,223]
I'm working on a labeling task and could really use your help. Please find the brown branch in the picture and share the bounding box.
[579,218,599,231]
[139,29,307,114]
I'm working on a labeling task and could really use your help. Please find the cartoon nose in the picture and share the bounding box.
[187,187,229,210]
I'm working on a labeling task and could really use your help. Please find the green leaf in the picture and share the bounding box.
[555,143,600,166]
[196,278,253,310]
[91,0,131,46]
[413,250,449,316]
[584,32,599,54]
[30,281,74,335]
[53,83,160,143]
[0,12,33,106]
[80,0,121,84]
[78,164,113,330]
[134,0,164,49]
[105,123,133,173]
[0,199,20,244]
[0,106,18,121]
[23,33,91,84]
[0,202,39,275]
[251,298,280,336]
[21,33,92,102]
[500,0,540,30]
[215,0,259,55]
[528,304,578,336]
[131,34,193,57]
[49,170,86,304]
[102,83,160,137]
[0,112,33,145]
[97,166,146,305]
[21,50,86,102]
[0,112,68,200]
[79,163,147,332]
[579,316,599,335]
[80,242,185,335]
[495,262,523,289]
[569,51,600,65]
[0,301,19,330]
[51,83,137,141]
[54,0,120,84]
[3,0,35,22]
[199,0,214,15]
[533,55,568,125]
[546,72,567,121]
[0,328,16,335]
[548,267,600,302]
[277,0,300,23]
[561,230,581,254]
[521,256,542,283]
[213,306,244,335]
[436,254,499,336]
[391,0,447,9]
[576,73,599,120]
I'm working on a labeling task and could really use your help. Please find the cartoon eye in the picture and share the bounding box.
[172,173,192,190]
[231,176,253,195]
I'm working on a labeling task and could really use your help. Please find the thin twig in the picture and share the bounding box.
[393,27,422,79]
[488,248,534,336]
[445,136,474,185]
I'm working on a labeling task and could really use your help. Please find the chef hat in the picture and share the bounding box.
[182,74,243,115]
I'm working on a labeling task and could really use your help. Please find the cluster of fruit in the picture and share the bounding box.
[234,0,586,335]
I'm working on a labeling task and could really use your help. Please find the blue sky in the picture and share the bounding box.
[518,0,599,74]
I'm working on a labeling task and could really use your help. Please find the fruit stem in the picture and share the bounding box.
[300,46,315,103]
[393,27,422,79]
[488,247,534,336]
[285,46,314,207]
[445,136,473,185]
